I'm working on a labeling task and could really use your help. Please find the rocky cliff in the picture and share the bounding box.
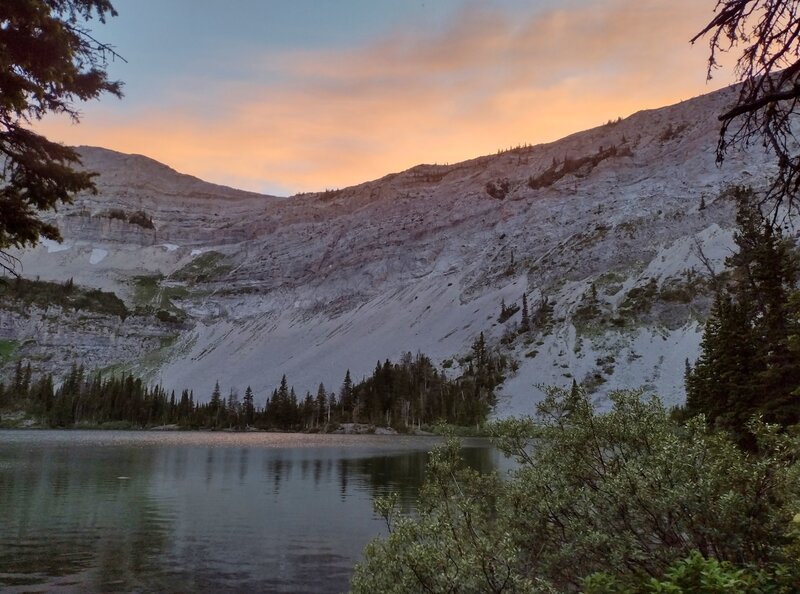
[5,84,787,415]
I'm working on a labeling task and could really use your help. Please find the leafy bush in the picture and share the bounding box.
[659,123,688,143]
[618,278,658,316]
[351,388,800,593]
[155,309,185,324]
[585,550,800,594]
[127,209,154,229]
[97,208,154,229]
[103,208,127,221]
[320,188,343,201]
[486,178,511,200]
[498,300,520,323]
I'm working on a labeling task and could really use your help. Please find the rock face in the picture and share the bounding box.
[0,307,172,379]
[6,85,791,414]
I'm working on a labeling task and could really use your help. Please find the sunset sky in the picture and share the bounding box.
[37,0,734,196]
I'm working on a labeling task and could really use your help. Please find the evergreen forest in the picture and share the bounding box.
[0,333,507,431]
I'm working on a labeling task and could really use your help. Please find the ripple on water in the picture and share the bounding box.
[0,429,499,593]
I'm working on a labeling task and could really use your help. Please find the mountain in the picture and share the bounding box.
[4,84,784,415]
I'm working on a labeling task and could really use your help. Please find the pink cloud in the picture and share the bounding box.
[36,0,731,194]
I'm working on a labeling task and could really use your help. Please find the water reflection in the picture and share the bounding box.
[0,445,171,592]
[0,431,502,593]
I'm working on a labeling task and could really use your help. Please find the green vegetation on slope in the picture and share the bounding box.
[173,251,231,283]
[131,275,188,323]
[0,277,128,318]
[0,340,17,362]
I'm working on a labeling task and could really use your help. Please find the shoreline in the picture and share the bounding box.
[0,418,487,437]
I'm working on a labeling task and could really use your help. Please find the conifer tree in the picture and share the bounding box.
[312,383,325,427]
[11,361,25,397]
[210,381,222,409]
[210,381,222,425]
[243,385,255,426]
[340,370,354,420]
[685,188,800,440]
[21,362,32,395]
[328,390,337,423]
[520,293,530,332]
[0,0,123,274]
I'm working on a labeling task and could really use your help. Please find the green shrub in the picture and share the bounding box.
[585,551,800,594]
[486,178,511,200]
[127,209,154,229]
[351,389,800,593]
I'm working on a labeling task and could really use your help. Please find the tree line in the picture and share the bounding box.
[0,334,507,430]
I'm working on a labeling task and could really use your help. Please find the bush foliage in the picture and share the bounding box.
[351,388,800,593]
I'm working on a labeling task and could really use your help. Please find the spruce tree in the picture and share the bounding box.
[21,362,32,395]
[520,293,530,332]
[340,370,354,421]
[210,381,222,426]
[0,1,123,274]
[315,383,327,427]
[243,385,255,426]
[685,188,800,440]
[210,381,222,409]
[11,361,24,398]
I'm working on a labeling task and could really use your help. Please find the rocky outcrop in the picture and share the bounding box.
[7,85,790,413]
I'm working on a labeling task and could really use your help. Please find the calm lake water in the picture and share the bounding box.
[0,430,502,593]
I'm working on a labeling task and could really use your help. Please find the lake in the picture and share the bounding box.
[0,430,502,593]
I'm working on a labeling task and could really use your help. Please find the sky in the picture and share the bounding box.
[36,0,734,196]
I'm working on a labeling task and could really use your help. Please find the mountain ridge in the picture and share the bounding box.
[5,82,782,416]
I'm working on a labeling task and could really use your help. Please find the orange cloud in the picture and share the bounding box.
[36,0,731,194]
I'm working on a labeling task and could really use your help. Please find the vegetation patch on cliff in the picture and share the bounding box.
[173,251,232,283]
[0,278,128,319]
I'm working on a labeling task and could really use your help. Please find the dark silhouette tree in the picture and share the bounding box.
[520,293,530,332]
[340,369,354,421]
[0,0,123,274]
[685,188,800,442]
[694,1,800,209]
[243,385,255,426]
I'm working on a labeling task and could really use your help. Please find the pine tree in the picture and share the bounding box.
[210,381,222,409]
[0,1,123,275]
[314,383,327,427]
[289,387,298,427]
[243,385,255,426]
[340,370,354,421]
[227,388,239,427]
[210,381,222,426]
[685,188,800,441]
[327,390,337,424]
[21,362,32,395]
[303,392,314,428]
[520,293,530,332]
[11,361,24,398]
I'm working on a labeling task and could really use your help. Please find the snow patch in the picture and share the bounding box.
[41,238,71,253]
[89,248,108,265]
[161,243,180,252]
